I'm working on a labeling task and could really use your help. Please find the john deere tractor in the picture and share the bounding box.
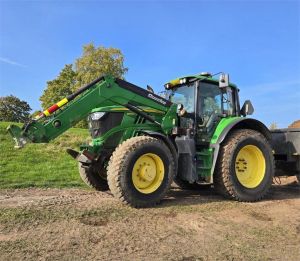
[8,72,300,207]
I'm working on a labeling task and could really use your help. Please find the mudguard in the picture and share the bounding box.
[210,117,271,179]
[139,130,178,174]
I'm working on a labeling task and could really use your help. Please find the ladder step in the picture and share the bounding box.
[196,152,210,156]
[197,166,211,170]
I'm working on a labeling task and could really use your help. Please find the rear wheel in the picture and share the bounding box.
[79,163,109,191]
[214,129,274,202]
[107,136,175,208]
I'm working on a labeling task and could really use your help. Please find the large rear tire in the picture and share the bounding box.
[107,136,175,208]
[79,163,109,191]
[214,129,274,202]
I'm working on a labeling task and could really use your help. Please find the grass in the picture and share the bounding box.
[0,205,131,232]
[0,121,91,189]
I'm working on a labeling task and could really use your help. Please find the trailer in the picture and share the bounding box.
[271,128,300,180]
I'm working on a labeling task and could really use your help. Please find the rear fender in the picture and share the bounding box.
[210,118,271,180]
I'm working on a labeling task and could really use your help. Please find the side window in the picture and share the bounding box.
[198,82,222,122]
[223,88,235,115]
[203,96,222,114]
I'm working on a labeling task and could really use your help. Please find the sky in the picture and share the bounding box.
[0,0,299,128]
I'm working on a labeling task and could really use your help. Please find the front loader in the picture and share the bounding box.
[7,72,299,207]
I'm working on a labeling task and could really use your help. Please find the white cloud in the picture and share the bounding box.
[0,57,27,68]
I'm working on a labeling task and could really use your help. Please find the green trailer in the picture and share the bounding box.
[7,72,299,207]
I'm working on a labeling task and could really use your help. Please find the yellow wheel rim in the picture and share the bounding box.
[235,145,266,188]
[132,153,165,194]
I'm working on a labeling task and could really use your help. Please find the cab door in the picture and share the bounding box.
[196,81,223,145]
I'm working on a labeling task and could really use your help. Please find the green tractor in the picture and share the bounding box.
[8,72,299,207]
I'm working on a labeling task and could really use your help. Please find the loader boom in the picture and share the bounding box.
[8,75,177,148]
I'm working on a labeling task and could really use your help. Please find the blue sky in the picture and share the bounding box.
[0,0,299,128]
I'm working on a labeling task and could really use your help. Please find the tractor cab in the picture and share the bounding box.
[164,72,255,184]
[165,72,245,143]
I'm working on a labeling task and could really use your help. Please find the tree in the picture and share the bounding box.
[40,64,77,109]
[74,44,127,128]
[269,122,278,130]
[31,110,42,118]
[74,43,128,89]
[0,95,31,122]
[39,43,128,128]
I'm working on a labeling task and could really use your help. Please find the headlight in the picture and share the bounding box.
[165,83,170,89]
[179,78,187,84]
[90,112,106,121]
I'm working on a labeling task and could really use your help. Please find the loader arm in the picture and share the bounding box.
[8,75,177,148]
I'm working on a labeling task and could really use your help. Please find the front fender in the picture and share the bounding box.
[139,130,178,174]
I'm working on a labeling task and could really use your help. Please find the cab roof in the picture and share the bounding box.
[164,72,238,90]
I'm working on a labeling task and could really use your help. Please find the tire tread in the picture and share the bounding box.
[107,136,175,207]
[214,129,274,202]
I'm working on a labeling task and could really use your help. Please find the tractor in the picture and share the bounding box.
[8,72,300,207]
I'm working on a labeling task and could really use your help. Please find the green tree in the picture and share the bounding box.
[74,44,127,128]
[269,122,278,130]
[0,95,31,122]
[39,44,128,128]
[40,64,77,109]
[31,110,42,118]
[74,43,128,88]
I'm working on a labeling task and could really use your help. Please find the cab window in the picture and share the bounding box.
[169,83,196,113]
[198,82,222,122]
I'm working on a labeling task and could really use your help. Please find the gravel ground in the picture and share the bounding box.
[0,177,299,261]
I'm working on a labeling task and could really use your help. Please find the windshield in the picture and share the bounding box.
[168,83,196,113]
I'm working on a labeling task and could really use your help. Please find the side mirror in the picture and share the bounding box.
[219,73,229,88]
[240,100,254,116]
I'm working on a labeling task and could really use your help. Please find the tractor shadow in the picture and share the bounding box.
[161,185,222,207]
[160,181,300,207]
[266,181,300,201]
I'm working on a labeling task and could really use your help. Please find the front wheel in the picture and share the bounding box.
[107,136,175,208]
[214,129,274,202]
[79,163,109,191]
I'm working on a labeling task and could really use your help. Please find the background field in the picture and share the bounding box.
[0,122,90,189]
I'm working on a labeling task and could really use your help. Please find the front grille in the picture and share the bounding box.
[88,112,123,139]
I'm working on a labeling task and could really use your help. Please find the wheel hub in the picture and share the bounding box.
[235,158,248,172]
[132,153,165,194]
[139,164,156,182]
[235,145,266,188]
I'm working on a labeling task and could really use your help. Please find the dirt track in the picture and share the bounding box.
[0,177,299,261]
